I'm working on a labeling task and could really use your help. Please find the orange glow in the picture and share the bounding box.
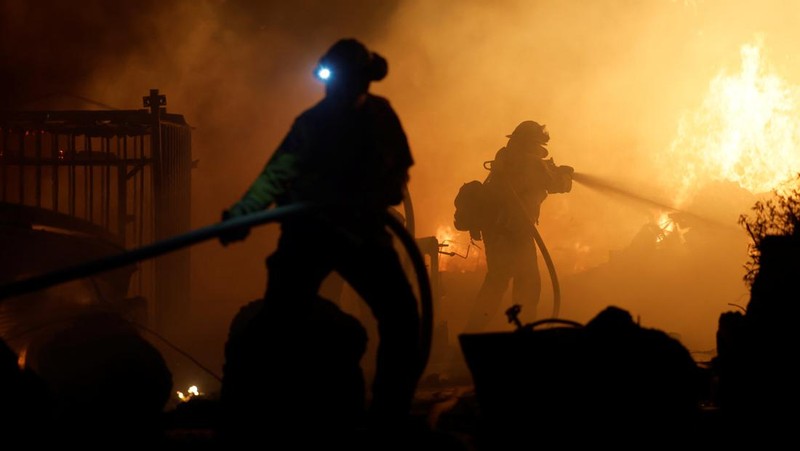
[666,39,800,206]
[17,346,26,369]
[11,0,800,376]
[435,225,484,273]
[655,211,679,244]
[176,385,202,402]
[568,240,593,273]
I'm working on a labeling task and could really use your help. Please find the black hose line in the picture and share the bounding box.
[529,223,561,318]
[522,317,583,331]
[0,200,434,376]
[0,202,316,302]
[504,183,562,319]
[383,209,434,374]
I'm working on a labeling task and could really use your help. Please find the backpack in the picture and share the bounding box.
[453,180,497,240]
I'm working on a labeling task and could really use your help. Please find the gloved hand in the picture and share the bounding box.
[218,206,251,246]
[546,164,575,194]
[559,165,575,178]
[469,228,482,241]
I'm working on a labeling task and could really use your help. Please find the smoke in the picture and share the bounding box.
[1,0,404,386]
[4,0,800,378]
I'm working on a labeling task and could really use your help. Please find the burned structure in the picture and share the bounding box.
[0,90,192,360]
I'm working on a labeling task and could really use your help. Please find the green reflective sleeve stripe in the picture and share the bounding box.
[235,152,299,213]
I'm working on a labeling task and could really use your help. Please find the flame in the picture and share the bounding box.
[666,38,800,206]
[570,240,593,273]
[656,211,674,243]
[435,224,484,273]
[436,224,457,249]
[17,347,26,369]
[176,385,202,402]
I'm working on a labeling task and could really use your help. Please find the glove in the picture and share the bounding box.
[218,206,251,246]
[469,228,482,241]
[546,164,575,194]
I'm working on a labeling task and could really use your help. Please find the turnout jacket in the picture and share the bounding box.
[229,93,413,216]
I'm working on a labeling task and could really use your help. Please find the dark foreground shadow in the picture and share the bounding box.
[460,306,706,449]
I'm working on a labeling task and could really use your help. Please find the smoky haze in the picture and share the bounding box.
[3,0,798,386]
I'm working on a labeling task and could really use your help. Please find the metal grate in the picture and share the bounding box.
[0,89,192,333]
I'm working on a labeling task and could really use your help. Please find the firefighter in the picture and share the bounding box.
[463,120,574,333]
[219,38,422,433]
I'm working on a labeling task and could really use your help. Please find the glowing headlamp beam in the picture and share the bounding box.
[317,67,331,80]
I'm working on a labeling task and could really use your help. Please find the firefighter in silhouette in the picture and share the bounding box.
[219,38,422,432]
[463,120,574,332]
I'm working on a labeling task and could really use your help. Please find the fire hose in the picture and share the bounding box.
[0,201,435,375]
[477,159,563,320]
[508,186,562,319]
[529,221,561,318]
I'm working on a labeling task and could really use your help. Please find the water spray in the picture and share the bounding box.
[571,172,737,230]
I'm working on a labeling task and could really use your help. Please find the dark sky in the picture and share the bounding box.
[0,0,400,106]
[3,0,800,388]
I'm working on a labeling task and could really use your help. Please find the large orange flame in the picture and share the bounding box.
[667,38,800,206]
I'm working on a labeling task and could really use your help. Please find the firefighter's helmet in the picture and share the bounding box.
[314,38,387,84]
[506,120,550,146]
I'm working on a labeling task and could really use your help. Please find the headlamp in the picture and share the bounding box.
[316,66,331,81]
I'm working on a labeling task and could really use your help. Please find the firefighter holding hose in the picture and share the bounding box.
[463,120,574,333]
[219,38,422,433]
